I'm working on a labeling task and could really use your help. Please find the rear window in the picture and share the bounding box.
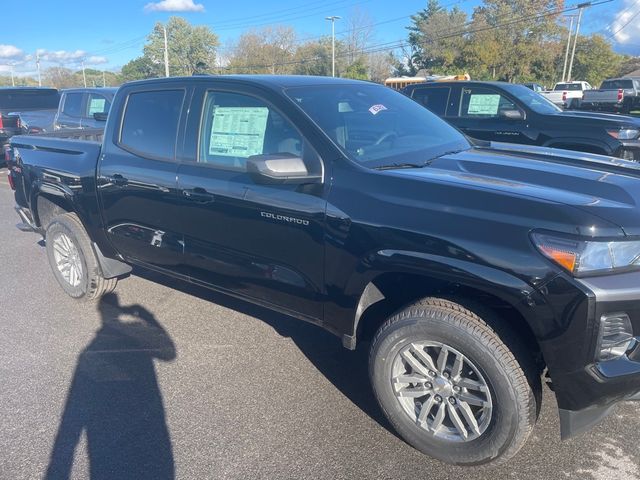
[410,87,451,116]
[554,83,583,91]
[601,79,633,90]
[0,89,59,110]
[119,89,184,160]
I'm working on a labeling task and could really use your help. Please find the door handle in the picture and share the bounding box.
[100,173,128,187]
[182,187,215,203]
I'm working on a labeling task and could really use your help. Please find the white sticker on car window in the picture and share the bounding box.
[88,98,106,115]
[369,104,387,115]
[209,107,269,158]
[467,94,500,115]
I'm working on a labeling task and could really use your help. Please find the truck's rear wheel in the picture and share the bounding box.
[369,297,538,466]
[45,213,117,300]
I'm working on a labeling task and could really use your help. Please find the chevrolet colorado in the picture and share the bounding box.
[8,75,640,466]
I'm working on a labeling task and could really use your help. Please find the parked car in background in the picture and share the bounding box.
[522,82,544,92]
[581,78,640,114]
[53,87,117,130]
[0,87,60,143]
[9,75,640,466]
[402,81,640,161]
[540,81,592,109]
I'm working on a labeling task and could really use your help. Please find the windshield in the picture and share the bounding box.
[554,83,583,91]
[501,84,562,114]
[601,79,633,90]
[285,84,470,168]
[0,90,60,110]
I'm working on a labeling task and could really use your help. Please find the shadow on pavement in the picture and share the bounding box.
[45,292,176,480]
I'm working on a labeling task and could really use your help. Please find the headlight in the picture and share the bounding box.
[607,128,639,140]
[532,232,640,276]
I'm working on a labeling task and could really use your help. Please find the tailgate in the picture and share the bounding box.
[583,90,619,103]
[0,113,20,130]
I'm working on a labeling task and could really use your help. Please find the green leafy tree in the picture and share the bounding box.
[227,26,297,74]
[571,34,623,86]
[144,16,219,76]
[292,39,333,76]
[343,58,368,80]
[121,56,160,81]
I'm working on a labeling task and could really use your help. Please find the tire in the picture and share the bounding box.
[369,297,538,466]
[45,213,117,300]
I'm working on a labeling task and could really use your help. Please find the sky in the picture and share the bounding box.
[0,0,637,77]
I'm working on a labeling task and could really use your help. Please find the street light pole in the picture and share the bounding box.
[163,24,170,77]
[567,2,590,82]
[325,15,341,77]
[10,65,15,87]
[561,15,576,82]
[81,61,87,88]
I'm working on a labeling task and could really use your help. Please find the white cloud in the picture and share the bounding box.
[144,0,205,12]
[0,44,24,59]
[611,0,640,44]
[86,56,108,65]
[37,49,87,63]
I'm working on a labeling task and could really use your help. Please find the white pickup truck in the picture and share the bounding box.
[581,78,640,114]
[540,81,592,109]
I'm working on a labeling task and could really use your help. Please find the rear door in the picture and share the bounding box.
[97,86,187,270]
[55,92,84,129]
[175,84,327,319]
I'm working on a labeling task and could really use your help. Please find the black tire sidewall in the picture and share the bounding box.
[45,218,91,299]
[371,312,527,465]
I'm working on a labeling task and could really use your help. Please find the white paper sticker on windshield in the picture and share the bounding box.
[209,107,269,157]
[369,104,387,115]
[467,94,500,115]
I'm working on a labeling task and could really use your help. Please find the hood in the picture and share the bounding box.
[553,110,640,127]
[392,145,640,237]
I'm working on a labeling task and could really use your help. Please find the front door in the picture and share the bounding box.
[98,88,187,270]
[453,86,528,144]
[176,87,327,320]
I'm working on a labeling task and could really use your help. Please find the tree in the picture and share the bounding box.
[144,16,219,76]
[42,67,77,89]
[343,58,368,80]
[292,39,333,76]
[572,34,623,86]
[227,26,297,74]
[121,56,160,82]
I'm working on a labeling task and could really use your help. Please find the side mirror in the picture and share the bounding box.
[500,109,524,120]
[93,112,108,122]
[246,153,322,185]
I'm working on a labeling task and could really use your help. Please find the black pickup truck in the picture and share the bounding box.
[8,76,640,466]
[402,81,640,161]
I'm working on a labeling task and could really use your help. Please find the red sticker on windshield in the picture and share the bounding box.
[369,104,387,115]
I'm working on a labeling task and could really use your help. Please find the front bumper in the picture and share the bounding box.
[545,270,640,439]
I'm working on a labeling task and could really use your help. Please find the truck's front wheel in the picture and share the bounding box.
[45,213,117,300]
[370,297,538,466]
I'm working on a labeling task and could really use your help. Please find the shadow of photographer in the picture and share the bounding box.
[46,292,176,480]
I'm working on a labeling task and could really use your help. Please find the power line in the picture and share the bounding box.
[607,4,640,40]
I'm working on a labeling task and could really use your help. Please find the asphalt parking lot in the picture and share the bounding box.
[1,169,639,480]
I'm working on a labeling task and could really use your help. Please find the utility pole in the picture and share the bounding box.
[163,24,170,77]
[325,15,341,77]
[567,2,590,82]
[103,70,106,87]
[561,15,576,82]
[10,65,15,87]
[81,61,87,87]
[36,53,41,87]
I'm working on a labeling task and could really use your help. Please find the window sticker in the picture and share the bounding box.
[368,104,387,115]
[467,94,500,115]
[88,98,106,115]
[209,106,269,157]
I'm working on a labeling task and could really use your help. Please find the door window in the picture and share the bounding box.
[198,91,306,171]
[459,87,518,118]
[62,93,83,118]
[119,89,184,161]
[411,87,451,116]
[86,94,111,117]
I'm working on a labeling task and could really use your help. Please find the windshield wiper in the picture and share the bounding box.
[374,163,425,170]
